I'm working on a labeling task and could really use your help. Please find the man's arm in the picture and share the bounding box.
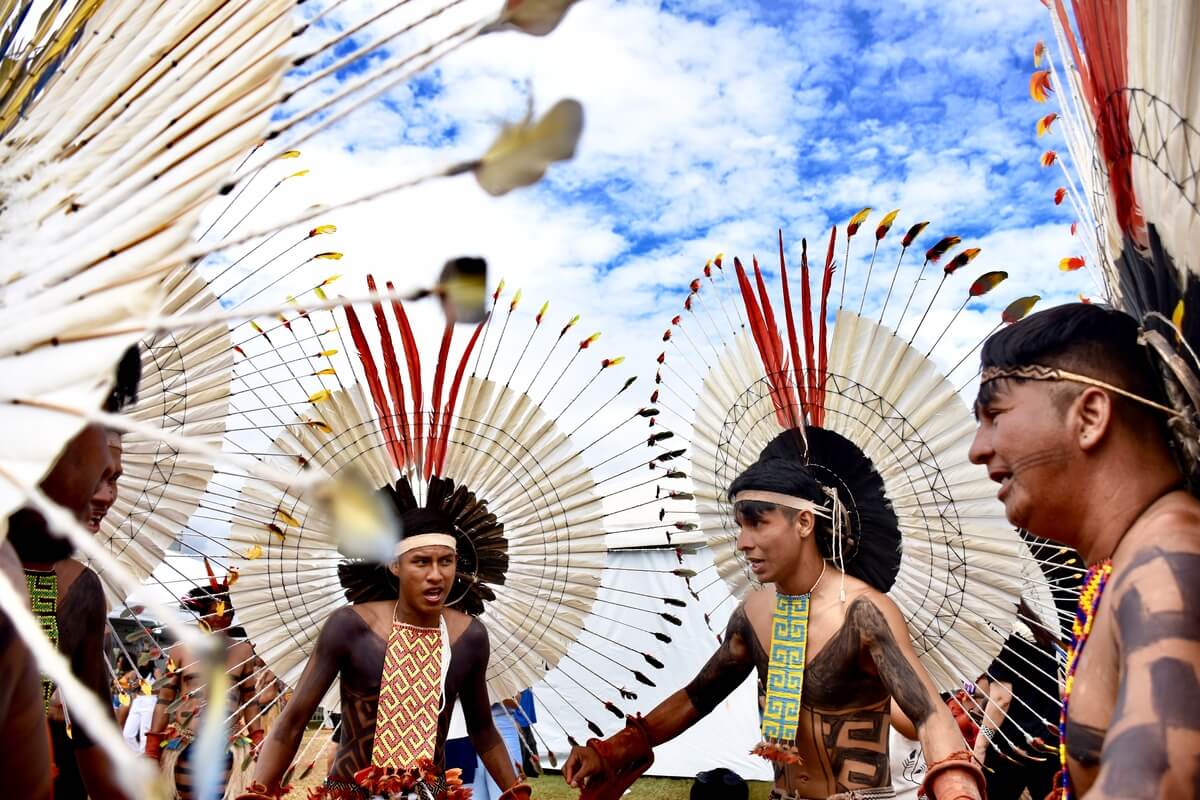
[459,626,521,793]
[251,610,346,792]
[563,604,756,789]
[1088,546,1200,799]
[61,567,132,800]
[971,680,1011,765]
[147,644,182,759]
[851,596,983,800]
[232,643,264,747]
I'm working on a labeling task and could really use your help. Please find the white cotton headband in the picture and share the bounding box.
[732,490,831,519]
[395,533,458,556]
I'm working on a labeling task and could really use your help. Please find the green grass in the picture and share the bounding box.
[526,774,774,799]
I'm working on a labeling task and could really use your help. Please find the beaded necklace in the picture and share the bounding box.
[1057,559,1113,800]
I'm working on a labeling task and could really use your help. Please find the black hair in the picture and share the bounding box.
[978,303,1166,426]
[183,584,232,615]
[690,767,748,800]
[752,428,902,592]
[727,456,827,527]
[397,506,456,540]
[103,345,142,413]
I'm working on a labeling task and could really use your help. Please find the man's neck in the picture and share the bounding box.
[394,600,442,628]
[776,551,825,596]
[1071,466,1180,565]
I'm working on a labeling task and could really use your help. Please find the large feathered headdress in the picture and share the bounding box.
[650,218,1062,755]
[1032,0,1200,488]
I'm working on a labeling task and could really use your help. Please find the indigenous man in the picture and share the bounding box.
[564,457,984,800]
[8,345,141,800]
[243,508,530,800]
[148,575,266,800]
[969,302,1200,798]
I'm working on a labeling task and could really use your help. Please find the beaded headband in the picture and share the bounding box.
[980,364,1180,417]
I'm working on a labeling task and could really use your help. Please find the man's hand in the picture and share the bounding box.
[562,744,605,789]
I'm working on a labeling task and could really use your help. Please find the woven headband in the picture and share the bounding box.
[395,533,458,556]
[980,364,1180,417]
[732,490,831,519]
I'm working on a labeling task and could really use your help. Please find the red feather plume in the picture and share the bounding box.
[367,276,412,465]
[777,230,808,424]
[432,317,488,476]
[816,226,837,425]
[387,281,425,474]
[425,321,455,481]
[344,301,405,468]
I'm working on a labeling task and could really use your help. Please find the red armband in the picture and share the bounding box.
[144,731,167,762]
[920,750,987,800]
[498,783,532,799]
[580,715,655,800]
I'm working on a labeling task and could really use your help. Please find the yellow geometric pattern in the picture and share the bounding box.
[761,592,810,743]
[372,621,443,769]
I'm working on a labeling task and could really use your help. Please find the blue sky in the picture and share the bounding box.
[261,0,1093,392]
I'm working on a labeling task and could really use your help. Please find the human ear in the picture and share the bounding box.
[795,509,814,539]
[1074,386,1113,451]
[388,559,403,578]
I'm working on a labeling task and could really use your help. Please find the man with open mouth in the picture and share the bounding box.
[970,303,1200,799]
[242,506,530,800]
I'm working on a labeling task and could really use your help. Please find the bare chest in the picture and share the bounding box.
[1065,604,1119,795]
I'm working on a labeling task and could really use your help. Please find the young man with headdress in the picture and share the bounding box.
[563,455,985,800]
[970,302,1200,799]
[147,568,267,800]
[240,507,530,800]
[6,345,141,800]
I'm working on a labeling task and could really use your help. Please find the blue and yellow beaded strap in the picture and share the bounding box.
[25,569,59,712]
[1056,559,1113,800]
[756,591,810,762]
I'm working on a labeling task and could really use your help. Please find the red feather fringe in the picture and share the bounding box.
[816,225,837,426]
[799,240,818,419]
[386,282,425,475]
[344,302,405,468]
[432,317,489,475]
[777,231,808,425]
[734,259,791,428]
[425,320,455,481]
[1055,0,1140,239]
[367,276,412,467]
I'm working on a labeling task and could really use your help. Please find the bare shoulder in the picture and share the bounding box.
[742,584,774,616]
[442,607,473,640]
[1114,491,1200,593]
[0,541,26,604]
[55,558,87,594]
[330,601,377,635]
